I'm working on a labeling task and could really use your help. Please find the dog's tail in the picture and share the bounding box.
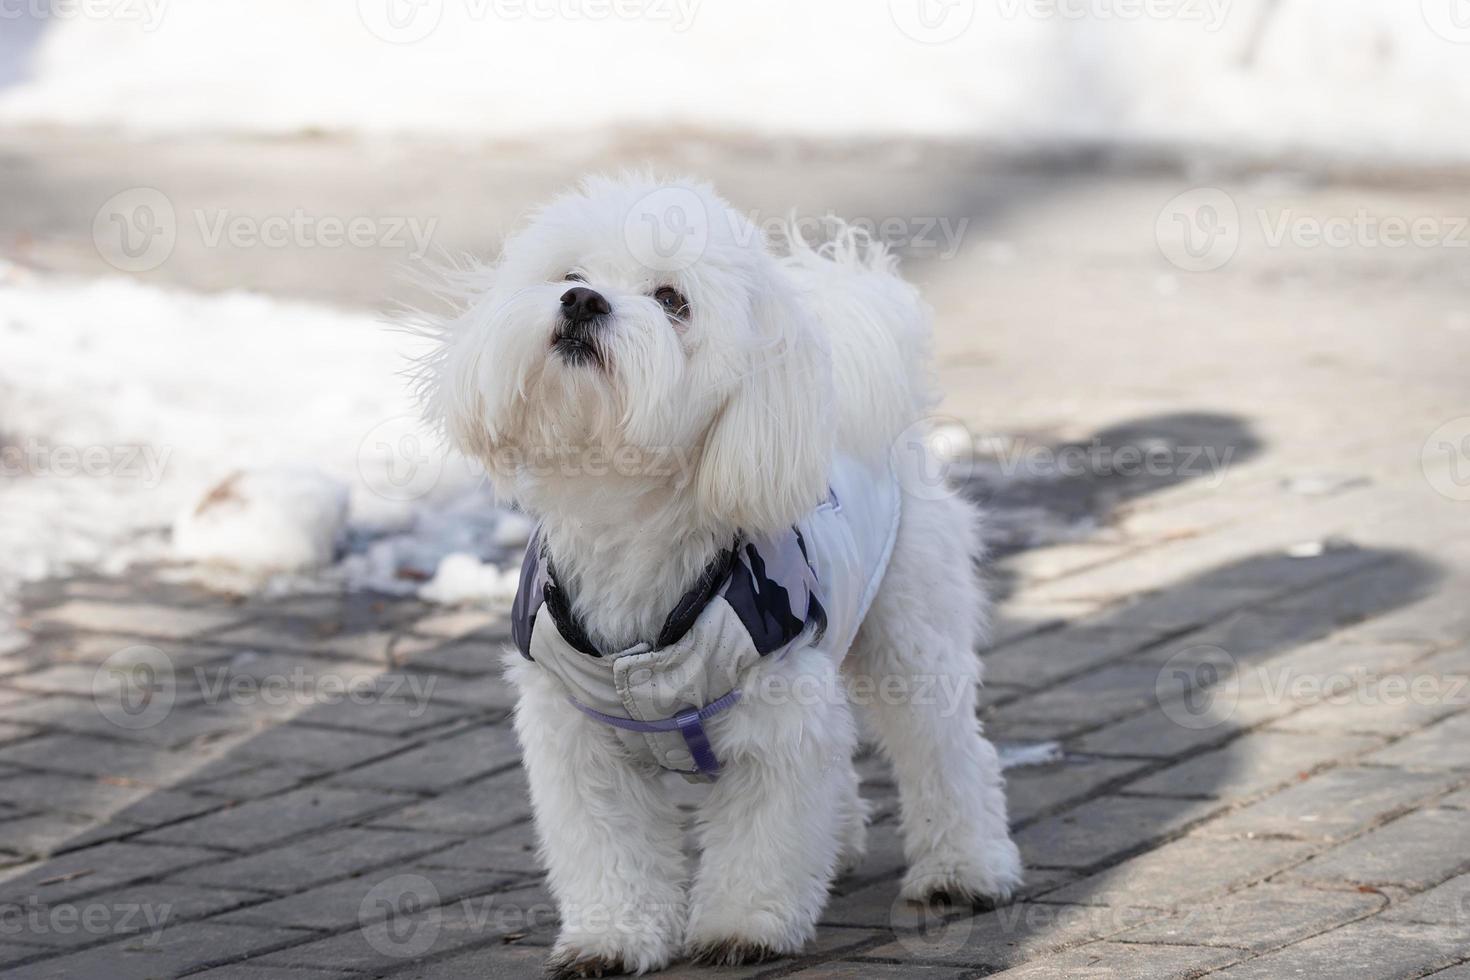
[778,218,936,463]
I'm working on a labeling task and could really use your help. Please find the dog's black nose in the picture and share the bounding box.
[560,286,611,324]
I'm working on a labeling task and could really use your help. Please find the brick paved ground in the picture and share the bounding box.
[2,133,1469,978]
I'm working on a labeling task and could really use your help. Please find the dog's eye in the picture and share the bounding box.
[563,271,586,283]
[653,286,689,319]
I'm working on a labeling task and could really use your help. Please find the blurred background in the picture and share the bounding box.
[2,0,1468,634]
[1,4,1469,976]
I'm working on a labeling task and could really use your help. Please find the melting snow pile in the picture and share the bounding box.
[0,262,523,648]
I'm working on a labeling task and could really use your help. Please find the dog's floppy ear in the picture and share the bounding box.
[696,273,835,533]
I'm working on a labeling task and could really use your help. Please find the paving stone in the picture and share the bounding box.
[1203,919,1468,980]
[0,921,309,980]
[330,725,520,792]
[6,664,133,696]
[1016,796,1221,870]
[171,827,458,893]
[998,543,1139,586]
[30,601,249,640]
[0,732,229,787]
[981,628,1163,689]
[0,812,100,857]
[192,650,391,703]
[1363,713,1470,770]
[1285,808,1470,889]
[990,606,1102,646]
[1264,650,1469,736]
[138,786,409,850]
[993,758,1148,824]
[821,868,1076,929]
[249,887,554,974]
[1072,696,1292,758]
[1040,837,1313,908]
[396,636,501,674]
[0,842,220,905]
[217,866,518,932]
[188,965,355,980]
[1270,688,1462,736]
[1105,585,1274,634]
[187,761,322,799]
[6,882,268,947]
[420,672,521,711]
[0,945,50,969]
[205,619,437,663]
[784,963,975,979]
[859,902,1166,968]
[1440,786,1470,809]
[229,724,406,771]
[408,609,506,640]
[1380,873,1470,925]
[1116,882,1382,951]
[386,943,574,980]
[1123,731,1381,800]
[2,694,264,751]
[367,767,531,836]
[416,823,541,875]
[0,722,33,747]
[974,940,1238,978]
[291,695,470,736]
[1199,767,1460,842]
[1204,546,1386,593]
[1258,560,1441,621]
[989,664,1166,726]
[1229,637,1436,703]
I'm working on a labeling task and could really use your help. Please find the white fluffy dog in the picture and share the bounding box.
[418,175,1021,977]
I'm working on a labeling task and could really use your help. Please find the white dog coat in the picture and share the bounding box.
[511,454,901,780]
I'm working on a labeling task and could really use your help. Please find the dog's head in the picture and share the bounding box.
[422,175,834,534]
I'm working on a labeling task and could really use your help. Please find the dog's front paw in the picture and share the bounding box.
[900,838,1023,910]
[685,910,807,968]
[545,929,675,979]
[687,936,784,968]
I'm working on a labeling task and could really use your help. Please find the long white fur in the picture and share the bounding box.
[419,175,1021,976]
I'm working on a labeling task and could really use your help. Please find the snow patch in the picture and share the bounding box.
[173,468,349,572]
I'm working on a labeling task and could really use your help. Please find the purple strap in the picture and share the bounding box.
[567,690,742,779]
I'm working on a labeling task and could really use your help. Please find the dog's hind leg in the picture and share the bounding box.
[847,493,1023,907]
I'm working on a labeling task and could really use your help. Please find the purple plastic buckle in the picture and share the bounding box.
[567,690,742,779]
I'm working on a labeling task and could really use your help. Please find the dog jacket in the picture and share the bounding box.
[511,454,902,781]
